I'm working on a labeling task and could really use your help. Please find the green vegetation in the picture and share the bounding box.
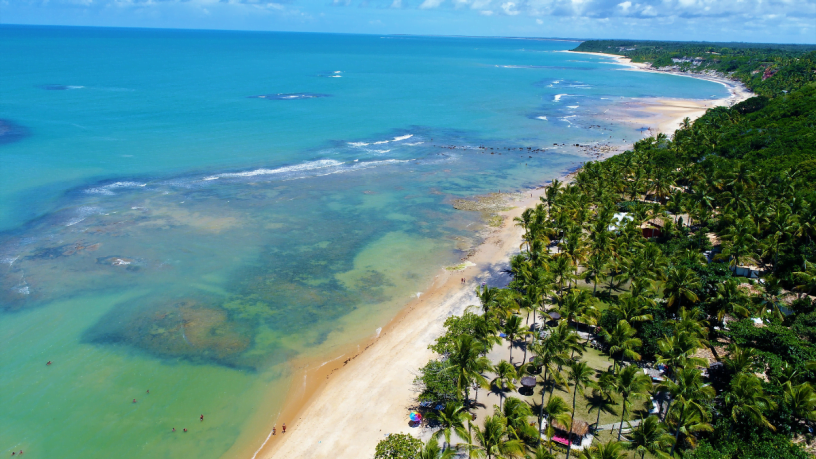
[376,50,816,458]
[572,40,816,97]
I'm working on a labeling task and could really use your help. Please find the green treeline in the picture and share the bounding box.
[376,57,816,458]
[573,40,816,98]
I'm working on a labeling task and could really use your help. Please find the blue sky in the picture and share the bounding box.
[2,0,814,43]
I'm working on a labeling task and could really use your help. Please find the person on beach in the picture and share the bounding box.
[273,426,276,435]
[282,424,286,433]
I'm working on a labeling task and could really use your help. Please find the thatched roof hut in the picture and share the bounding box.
[551,418,590,437]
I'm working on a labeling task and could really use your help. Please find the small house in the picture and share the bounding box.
[641,218,664,238]
[549,418,592,450]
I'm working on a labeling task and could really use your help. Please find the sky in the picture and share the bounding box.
[1,0,815,43]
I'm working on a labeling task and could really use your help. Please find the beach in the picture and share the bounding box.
[255,59,751,458]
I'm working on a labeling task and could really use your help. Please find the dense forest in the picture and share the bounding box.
[573,40,816,98]
[374,46,816,459]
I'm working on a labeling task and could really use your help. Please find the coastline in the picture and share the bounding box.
[248,58,752,459]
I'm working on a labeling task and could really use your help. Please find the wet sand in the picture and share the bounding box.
[248,59,750,459]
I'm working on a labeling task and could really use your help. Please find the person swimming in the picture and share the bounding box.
[133,399,137,403]
[172,428,175,432]
[200,415,204,421]
[46,361,51,366]
[183,429,187,432]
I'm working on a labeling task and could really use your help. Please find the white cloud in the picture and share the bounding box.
[419,0,443,8]
[501,1,519,15]
[390,0,401,7]
[536,18,543,23]
[480,9,493,14]
[617,1,631,11]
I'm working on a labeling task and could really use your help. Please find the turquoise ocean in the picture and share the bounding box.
[0,25,728,458]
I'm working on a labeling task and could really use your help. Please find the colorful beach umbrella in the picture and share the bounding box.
[409,411,422,422]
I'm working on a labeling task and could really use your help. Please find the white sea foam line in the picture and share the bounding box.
[536,116,548,120]
[203,159,342,181]
[567,105,579,108]
[403,142,424,146]
[553,94,568,102]
[85,181,147,195]
[350,134,413,147]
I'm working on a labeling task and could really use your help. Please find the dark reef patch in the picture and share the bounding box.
[248,93,331,100]
[83,295,258,369]
[0,119,30,146]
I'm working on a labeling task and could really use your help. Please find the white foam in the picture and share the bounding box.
[85,181,147,195]
[65,206,102,226]
[202,159,343,181]
[330,75,342,78]
[350,134,412,147]
[536,116,548,120]
[334,71,342,74]
[403,142,424,146]
[567,105,579,109]
[553,94,568,102]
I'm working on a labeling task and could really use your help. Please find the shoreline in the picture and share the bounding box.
[246,56,751,459]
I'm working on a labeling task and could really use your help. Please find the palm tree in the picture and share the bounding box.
[613,365,653,441]
[657,367,714,423]
[792,261,816,297]
[429,402,470,451]
[601,320,642,372]
[503,315,528,364]
[539,395,572,455]
[447,335,491,409]
[468,415,525,459]
[712,278,752,324]
[666,399,713,455]
[663,267,700,309]
[532,338,569,446]
[565,361,594,459]
[586,371,618,430]
[419,437,456,459]
[656,331,707,375]
[502,397,537,445]
[551,255,575,294]
[782,381,816,426]
[584,252,609,296]
[609,296,653,324]
[576,440,627,459]
[559,288,597,330]
[723,373,777,431]
[625,415,674,459]
[491,361,518,410]
[531,446,556,459]
[723,344,760,375]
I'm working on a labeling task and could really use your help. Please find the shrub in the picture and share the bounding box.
[414,360,458,405]
[374,433,422,459]
[428,312,481,356]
